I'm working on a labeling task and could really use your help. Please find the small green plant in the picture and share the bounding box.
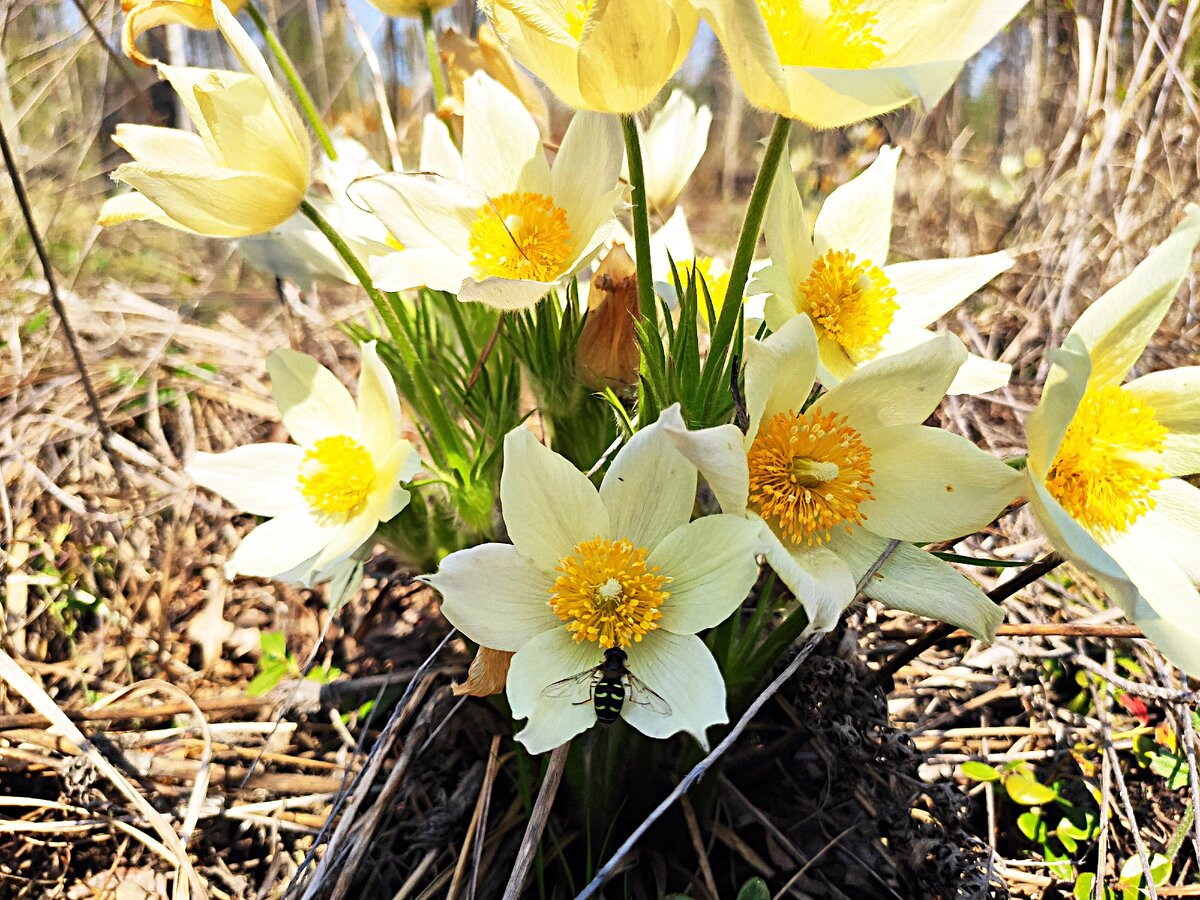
[247,631,341,697]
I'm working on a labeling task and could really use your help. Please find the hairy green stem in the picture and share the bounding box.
[708,114,791,361]
[420,6,448,111]
[621,115,657,326]
[299,200,464,461]
[245,1,337,160]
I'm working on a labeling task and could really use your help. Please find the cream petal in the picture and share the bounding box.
[762,152,814,301]
[192,70,306,185]
[1024,475,1132,596]
[355,341,403,461]
[1159,434,1200,478]
[887,253,1013,328]
[859,425,1023,542]
[761,532,856,633]
[97,191,192,232]
[599,422,696,552]
[688,0,789,114]
[266,348,359,446]
[113,163,302,237]
[371,248,472,294]
[1135,480,1200,584]
[419,113,464,179]
[780,61,964,129]
[507,628,605,754]
[1025,334,1091,473]
[368,442,419,523]
[425,543,560,651]
[949,353,1012,395]
[623,631,726,750]
[311,512,377,572]
[641,90,711,209]
[458,275,559,310]
[1124,367,1200,434]
[813,146,899,264]
[112,123,214,170]
[350,172,479,256]
[650,515,763,634]
[658,406,749,516]
[744,314,819,437]
[1105,528,1200,677]
[500,427,610,570]
[226,506,340,581]
[187,444,304,517]
[828,530,1003,641]
[1068,204,1200,388]
[462,71,551,199]
[551,112,624,256]
[880,1,1030,67]
[815,332,964,430]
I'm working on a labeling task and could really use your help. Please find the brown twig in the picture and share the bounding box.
[448,734,503,900]
[681,796,719,899]
[866,552,1065,689]
[0,115,125,485]
[502,740,571,900]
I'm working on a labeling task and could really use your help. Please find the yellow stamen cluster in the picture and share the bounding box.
[549,537,669,649]
[298,434,376,516]
[469,191,572,283]
[1045,385,1168,537]
[565,0,594,41]
[756,0,886,69]
[688,257,732,325]
[799,249,898,356]
[747,409,875,545]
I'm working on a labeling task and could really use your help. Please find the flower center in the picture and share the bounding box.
[469,191,573,283]
[747,409,875,545]
[755,0,886,69]
[297,435,376,516]
[549,537,669,649]
[798,249,898,357]
[1045,385,1168,537]
[688,257,732,325]
[565,0,594,40]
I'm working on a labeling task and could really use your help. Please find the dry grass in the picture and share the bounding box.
[2,0,1200,896]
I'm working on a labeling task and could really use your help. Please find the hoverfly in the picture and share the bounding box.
[542,647,672,724]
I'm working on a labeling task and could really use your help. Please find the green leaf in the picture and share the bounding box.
[1017,810,1047,843]
[260,631,287,661]
[1044,844,1074,880]
[961,761,1002,782]
[1119,853,1172,889]
[736,878,770,900]
[247,660,289,697]
[1074,872,1095,900]
[1148,751,1191,790]
[1005,773,1059,805]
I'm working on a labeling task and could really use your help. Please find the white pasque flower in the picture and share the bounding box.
[664,315,1021,636]
[352,72,625,311]
[621,90,713,211]
[425,424,764,754]
[237,135,392,288]
[188,342,420,584]
[1025,205,1200,676]
[754,146,1013,394]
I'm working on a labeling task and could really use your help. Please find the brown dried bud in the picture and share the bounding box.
[577,244,641,392]
[452,646,514,697]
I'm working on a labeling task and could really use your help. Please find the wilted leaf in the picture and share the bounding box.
[577,245,641,391]
[453,646,514,697]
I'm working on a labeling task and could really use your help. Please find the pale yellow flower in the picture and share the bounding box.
[99,1,310,238]
[626,90,713,210]
[692,0,1028,127]
[188,343,421,585]
[120,0,248,67]
[665,315,1020,636]
[480,0,699,114]
[363,0,454,17]
[439,25,550,138]
[353,73,624,311]
[756,146,1012,394]
[1025,205,1200,676]
[426,424,764,754]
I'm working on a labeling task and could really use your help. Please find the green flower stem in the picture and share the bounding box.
[299,199,464,463]
[621,115,658,326]
[420,6,449,111]
[245,1,337,160]
[707,114,791,362]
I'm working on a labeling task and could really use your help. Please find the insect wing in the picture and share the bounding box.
[541,667,598,702]
[624,673,672,716]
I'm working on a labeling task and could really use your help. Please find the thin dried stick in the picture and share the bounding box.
[502,740,571,900]
[681,796,719,900]
[448,733,502,900]
[0,116,124,484]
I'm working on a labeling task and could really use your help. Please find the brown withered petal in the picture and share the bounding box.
[452,646,514,697]
[577,244,641,392]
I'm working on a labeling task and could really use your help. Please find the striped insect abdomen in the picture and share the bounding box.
[593,677,625,724]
